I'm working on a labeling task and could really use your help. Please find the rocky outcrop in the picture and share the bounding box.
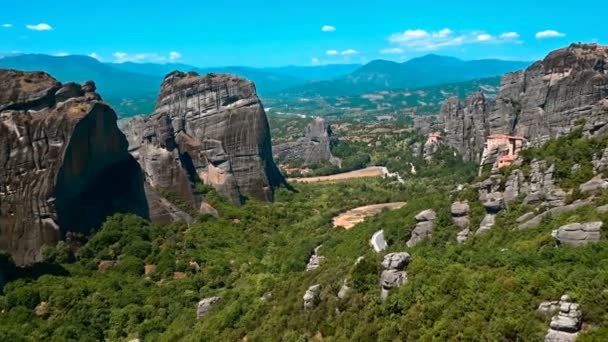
[0,69,150,265]
[306,245,325,271]
[552,222,602,246]
[380,252,411,300]
[579,178,608,195]
[441,44,608,161]
[519,200,593,230]
[197,296,222,319]
[407,209,436,247]
[273,117,341,167]
[120,71,287,205]
[303,284,321,310]
[451,201,470,243]
[370,230,388,253]
[544,295,582,342]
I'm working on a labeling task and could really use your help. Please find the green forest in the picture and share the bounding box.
[2,130,608,341]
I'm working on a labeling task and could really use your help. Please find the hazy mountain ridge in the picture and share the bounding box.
[281,55,530,97]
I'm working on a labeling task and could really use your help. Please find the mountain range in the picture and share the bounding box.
[0,53,529,117]
[278,55,530,97]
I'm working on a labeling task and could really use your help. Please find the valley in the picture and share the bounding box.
[1,35,608,342]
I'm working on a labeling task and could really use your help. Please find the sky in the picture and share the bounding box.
[0,0,603,67]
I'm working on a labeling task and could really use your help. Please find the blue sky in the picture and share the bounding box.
[0,0,603,67]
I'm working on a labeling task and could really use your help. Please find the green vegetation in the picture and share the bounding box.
[2,123,608,341]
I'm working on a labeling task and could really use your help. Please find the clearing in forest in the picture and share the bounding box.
[332,202,406,229]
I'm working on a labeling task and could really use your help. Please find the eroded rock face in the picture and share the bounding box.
[273,117,341,167]
[544,295,582,342]
[407,209,437,247]
[197,296,222,319]
[439,92,489,161]
[441,44,608,161]
[380,252,411,300]
[303,284,321,310]
[0,69,149,265]
[120,72,286,205]
[552,222,602,246]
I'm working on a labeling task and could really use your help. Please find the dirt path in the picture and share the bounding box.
[288,166,388,183]
[333,202,407,229]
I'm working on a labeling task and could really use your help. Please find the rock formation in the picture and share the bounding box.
[552,222,602,246]
[197,296,222,319]
[544,295,582,342]
[440,44,608,162]
[0,69,150,265]
[120,71,286,205]
[407,209,436,247]
[306,245,325,271]
[273,117,341,167]
[439,92,490,161]
[303,284,321,310]
[370,230,388,253]
[380,252,411,300]
[451,201,470,243]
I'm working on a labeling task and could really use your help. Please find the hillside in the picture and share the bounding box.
[280,55,529,97]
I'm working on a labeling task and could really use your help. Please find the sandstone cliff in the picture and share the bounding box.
[273,117,341,167]
[439,44,608,160]
[0,70,150,265]
[120,71,286,205]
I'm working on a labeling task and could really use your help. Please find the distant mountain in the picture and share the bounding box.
[263,64,362,81]
[279,54,530,97]
[110,63,306,95]
[0,54,161,116]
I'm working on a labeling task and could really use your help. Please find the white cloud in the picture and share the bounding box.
[380,47,405,54]
[311,57,321,64]
[477,34,493,42]
[500,32,520,39]
[326,50,339,56]
[341,49,359,56]
[112,51,181,63]
[322,25,336,32]
[535,30,566,39]
[387,28,521,51]
[169,51,182,61]
[88,52,102,61]
[2,24,12,28]
[54,52,70,57]
[26,23,52,31]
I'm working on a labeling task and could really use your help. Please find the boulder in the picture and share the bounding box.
[482,192,504,212]
[303,284,321,310]
[370,230,388,253]
[457,228,470,243]
[380,269,407,290]
[197,297,222,319]
[306,245,325,271]
[407,221,434,247]
[597,204,608,213]
[476,214,496,235]
[34,301,50,317]
[0,70,150,266]
[519,200,593,230]
[337,281,351,299]
[544,295,582,341]
[415,209,437,222]
[579,179,608,195]
[552,222,602,246]
[538,301,560,316]
[451,202,470,216]
[381,252,411,270]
